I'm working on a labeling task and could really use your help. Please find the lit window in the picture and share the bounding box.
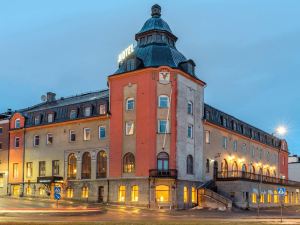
[191,187,197,203]
[70,109,77,119]
[222,137,228,149]
[84,107,91,117]
[13,163,19,179]
[82,186,89,198]
[83,128,91,141]
[125,121,134,135]
[47,133,53,145]
[158,95,169,108]
[156,185,169,202]
[205,130,210,144]
[188,125,193,138]
[99,126,106,139]
[81,152,91,179]
[69,130,76,142]
[26,187,31,195]
[126,98,135,111]
[187,101,193,115]
[67,188,73,198]
[233,140,237,152]
[183,186,188,203]
[123,153,135,173]
[47,113,54,123]
[158,120,169,133]
[284,192,289,204]
[39,187,45,196]
[131,185,139,202]
[26,162,33,178]
[67,153,77,179]
[260,193,265,203]
[97,151,107,178]
[34,135,40,147]
[15,119,20,128]
[0,174,3,188]
[13,185,20,196]
[99,104,106,115]
[252,193,257,203]
[267,193,272,203]
[119,186,126,202]
[34,116,41,125]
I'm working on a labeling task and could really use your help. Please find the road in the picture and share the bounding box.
[1,197,300,224]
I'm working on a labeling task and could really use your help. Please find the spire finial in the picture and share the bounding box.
[151,4,161,18]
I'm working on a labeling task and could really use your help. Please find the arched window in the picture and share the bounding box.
[123,153,135,173]
[206,159,210,173]
[66,187,74,198]
[258,167,263,175]
[242,164,247,172]
[97,150,107,178]
[187,101,193,115]
[158,95,169,108]
[81,152,91,179]
[232,161,238,177]
[157,152,169,171]
[187,155,193,174]
[126,98,135,111]
[67,153,77,179]
[15,118,20,128]
[82,186,89,198]
[250,164,255,179]
[221,159,228,177]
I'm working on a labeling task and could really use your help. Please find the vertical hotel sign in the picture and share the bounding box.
[118,44,134,63]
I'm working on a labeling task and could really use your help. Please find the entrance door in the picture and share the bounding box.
[213,161,218,180]
[98,186,104,203]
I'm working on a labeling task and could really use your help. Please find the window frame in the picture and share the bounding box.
[126,98,135,111]
[158,120,169,134]
[33,135,40,147]
[83,128,91,141]
[15,137,20,148]
[187,125,193,139]
[84,106,92,117]
[125,121,134,136]
[47,113,54,123]
[187,101,193,115]
[158,95,170,108]
[205,130,210,144]
[15,119,21,128]
[46,133,53,145]
[99,126,106,139]
[69,130,76,142]
[69,109,78,119]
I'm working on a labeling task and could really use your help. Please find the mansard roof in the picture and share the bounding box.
[204,103,285,150]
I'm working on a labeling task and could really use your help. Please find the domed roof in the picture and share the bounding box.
[137,4,173,36]
[115,4,196,76]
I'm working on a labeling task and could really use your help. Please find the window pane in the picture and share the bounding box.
[159,96,169,108]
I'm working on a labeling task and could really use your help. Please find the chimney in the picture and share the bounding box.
[47,92,56,102]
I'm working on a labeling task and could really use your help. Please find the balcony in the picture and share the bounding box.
[149,169,177,179]
[216,171,300,187]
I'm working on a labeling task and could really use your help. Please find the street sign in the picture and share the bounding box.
[278,187,286,196]
[54,193,61,200]
[54,186,61,194]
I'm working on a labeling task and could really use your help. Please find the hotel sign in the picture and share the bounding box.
[118,44,134,63]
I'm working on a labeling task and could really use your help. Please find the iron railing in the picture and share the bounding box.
[149,169,177,178]
[217,171,300,187]
[198,188,232,208]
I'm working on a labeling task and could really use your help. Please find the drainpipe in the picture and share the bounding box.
[7,123,10,196]
[107,179,110,203]
[21,128,26,197]
[148,178,151,208]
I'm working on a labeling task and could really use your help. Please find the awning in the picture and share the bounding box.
[252,188,258,194]
[37,176,63,184]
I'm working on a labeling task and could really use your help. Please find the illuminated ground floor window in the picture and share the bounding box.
[156,185,169,203]
[118,186,126,202]
[82,186,89,198]
[191,187,197,203]
[267,193,272,203]
[131,185,139,202]
[13,185,20,196]
[284,192,289,204]
[260,194,265,203]
[274,191,279,203]
[26,187,31,195]
[39,187,45,196]
[67,188,73,198]
[183,186,188,203]
[252,193,257,203]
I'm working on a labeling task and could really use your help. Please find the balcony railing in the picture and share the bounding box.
[81,172,91,179]
[217,170,300,187]
[149,169,177,179]
[96,172,107,179]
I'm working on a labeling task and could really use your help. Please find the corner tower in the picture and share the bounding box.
[108,5,205,208]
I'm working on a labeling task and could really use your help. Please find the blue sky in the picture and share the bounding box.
[0,0,299,153]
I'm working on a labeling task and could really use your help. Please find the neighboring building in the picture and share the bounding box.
[288,155,300,182]
[0,111,10,196]
[2,4,300,209]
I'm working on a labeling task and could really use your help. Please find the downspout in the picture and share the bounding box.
[22,128,26,197]
[7,122,10,196]
[107,179,110,203]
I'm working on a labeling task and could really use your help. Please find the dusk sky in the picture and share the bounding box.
[0,0,299,153]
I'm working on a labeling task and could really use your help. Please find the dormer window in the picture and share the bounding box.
[34,115,41,125]
[99,104,106,115]
[70,109,77,119]
[84,107,91,117]
[126,59,135,71]
[15,119,20,128]
[47,113,54,123]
